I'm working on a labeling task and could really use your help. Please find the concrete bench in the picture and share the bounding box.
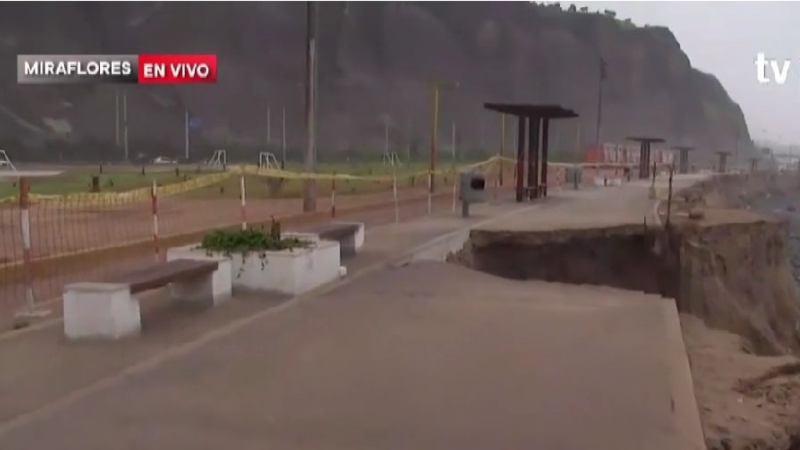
[63,258,232,340]
[305,222,365,257]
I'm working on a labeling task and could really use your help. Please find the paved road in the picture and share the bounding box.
[0,180,705,449]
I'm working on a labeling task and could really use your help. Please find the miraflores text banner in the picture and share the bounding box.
[17,54,217,84]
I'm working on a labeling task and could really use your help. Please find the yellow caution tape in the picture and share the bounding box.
[0,171,234,205]
[0,156,507,205]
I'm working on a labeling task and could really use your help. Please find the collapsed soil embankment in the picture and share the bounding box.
[456,224,677,298]
[455,214,800,355]
[453,172,800,449]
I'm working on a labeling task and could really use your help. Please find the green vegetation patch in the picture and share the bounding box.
[200,228,310,255]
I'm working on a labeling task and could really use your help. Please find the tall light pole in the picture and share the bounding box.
[123,90,129,162]
[595,56,606,147]
[499,114,505,186]
[115,90,120,148]
[385,120,390,160]
[451,121,456,163]
[267,105,272,148]
[430,84,440,196]
[281,106,287,169]
[429,80,459,197]
[303,1,318,212]
[184,108,189,161]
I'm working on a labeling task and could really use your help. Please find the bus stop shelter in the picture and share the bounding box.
[672,146,694,174]
[716,151,731,173]
[484,103,578,202]
[627,137,665,179]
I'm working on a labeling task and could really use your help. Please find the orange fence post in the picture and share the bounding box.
[392,168,399,224]
[427,171,433,215]
[240,175,247,231]
[151,180,160,261]
[330,173,336,218]
[499,113,505,187]
[451,170,457,213]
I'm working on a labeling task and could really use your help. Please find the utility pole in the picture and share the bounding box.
[384,120,390,159]
[406,120,413,162]
[281,106,287,169]
[499,114,505,186]
[303,1,318,212]
[595,56,606,146]
[123,91,129,162]
[429,84,440,195]
[115,90,120,148]
[184,108,189,161]
[267,105,272,147]
[451,121,456,163]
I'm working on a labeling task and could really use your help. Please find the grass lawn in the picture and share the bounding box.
[0,165,206,199]
[0,159,487,200]
[181,161,453,199]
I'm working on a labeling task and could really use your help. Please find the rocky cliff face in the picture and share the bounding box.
[0,3,751,162]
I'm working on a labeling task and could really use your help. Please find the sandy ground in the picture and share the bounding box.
[682,314,800,449]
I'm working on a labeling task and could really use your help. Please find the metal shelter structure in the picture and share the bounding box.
[716,151,731,173]
[627,137,665,179]
[672,146,694,175]
[750,157,760,173]
[484,103,578,202]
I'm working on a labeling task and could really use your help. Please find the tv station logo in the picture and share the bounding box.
[17,54,217,84]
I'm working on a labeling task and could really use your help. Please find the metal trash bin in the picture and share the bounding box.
[459,172,486,217]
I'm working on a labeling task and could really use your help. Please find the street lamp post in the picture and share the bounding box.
[428,81,459,209]
[281,106,287,169]
[595,57,606,146]
[303,1,318,212]
[429,84,440,198]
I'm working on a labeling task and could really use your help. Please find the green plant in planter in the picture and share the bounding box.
[199,228,311,277]
[200,228,309,254]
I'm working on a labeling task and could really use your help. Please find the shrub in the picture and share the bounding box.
[200,228,309,256]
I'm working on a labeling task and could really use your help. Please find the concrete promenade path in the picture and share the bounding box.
[0,178,706,449]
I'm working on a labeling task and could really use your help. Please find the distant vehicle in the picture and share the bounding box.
[152,156,177,165]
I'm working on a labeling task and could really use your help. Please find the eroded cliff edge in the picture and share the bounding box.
[452,173,800,449]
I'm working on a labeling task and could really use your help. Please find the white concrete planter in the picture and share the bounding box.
[167,239,341,296]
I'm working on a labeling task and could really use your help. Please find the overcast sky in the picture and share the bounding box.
[574,2,800,145]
